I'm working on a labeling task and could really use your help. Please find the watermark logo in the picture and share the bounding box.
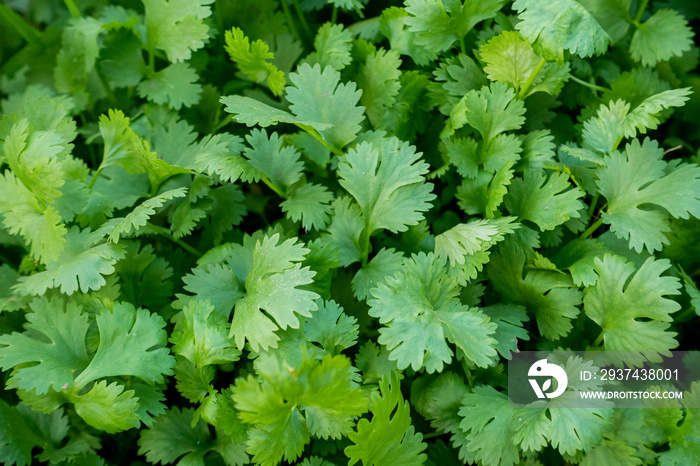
[528,359,568,399]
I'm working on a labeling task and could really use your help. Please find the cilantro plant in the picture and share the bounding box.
[1,0,699,465]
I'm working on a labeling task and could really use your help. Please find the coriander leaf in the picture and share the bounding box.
[355,341,397,385]
[281,182,334,230]
[458,385,519,466]
[286,63,365,149]
[505,170,585,231]
[0,297,89,395]
[404,0,504,56]
[230,233,319,352]
[137,63,203,110]
[72,381,139,434]
[513,0,611,63]
[412,372,470,435]
[597,138,700,253]
[368,252,497,372]
[483,304,530,360]
[74,302,175,388]
[193,133,261,183]
[325,196,364,266]
[0,400,54,466]
[175,264,244,317]
[244,129,303,190]
[583,255,681,364]
[107,188,188,243]
[219,95,332,130]
[225,27,285,96]
[304,299,359,354]
[444,83,525,141]
[356,48,402,127]
[0,171,66,264]
[15,227,125,296]
[338,137,435,235]
[303,23,353,71]
[54,17,103,95]
[143,0,213,62]
[346,372,427,466]
[480,31,543,94]
[630,9,694,67]
[233,352,367,465]
[434,217,519,267]
[488,240,582,340]
[170,300,241,367]
[352,247,404,301]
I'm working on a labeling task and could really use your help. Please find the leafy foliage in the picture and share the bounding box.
[0,0,699,465]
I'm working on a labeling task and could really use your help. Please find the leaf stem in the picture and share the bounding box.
[280,0,301,43]
[587,193,599,219]
[148,223,202,256]
[0,5,41,45]
[292,0,313,47]
[517,57,546,100]
[580,217,604,240]
[295,124,344,157]
[88,168,102,189]
[331,5,338,24]
[568,75,608,94]
[592,330,604,347]
[634,0,649,24]
[361,227,371,266]
[63,0,81,18]
[260,173,287,199]
[675,306,698,322]
[459,36,466,55]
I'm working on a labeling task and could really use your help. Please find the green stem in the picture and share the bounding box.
[569,75,608,94]
[0,5,41,44]
[459,36,466,55]
[331,5,338,24]
[634,0,649,24]
[63,0,81,18]
[260,173,287,198]
[422,432,444,440]
[517,57,546,100]
[587,193,599,218]
[580,217,604,240]
[292,0,312,47]
[592,331,605,347]
[676,306,698,322]
[148,224,202,256]
[280,0,301,43]
[360,226,371,266]
[295,124,344,157]
[88,168,102,189]
[213,114,234,132]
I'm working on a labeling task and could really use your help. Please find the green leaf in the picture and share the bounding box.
[0,297,89,395]
[15,226,125,296]
[54,17,103,94]
[444,82,526,141]
[74,302,175,388]
[346,372,427,466]
[229,233,319,352]
[175,263,245,317]
[72,381,139,434]
[304,299,358,354]
[244,129,303,190]
[220,95,332,130]
[368,252,497,372]
[303,23,353,71]
[338,137,435,235]
[137,63,203,110]
[107,188,188,243]
[505,170,585,231]
[404,0,504,56]
[225,27,286,96]
[281,182,334,230]
[630,9,694,67]
[434,217,519,267]
[193,133,260,184]
[513,0,611,63]
[483,304,530,360]
[352,247,405,301]
[458,385,520,466]
[233,351,368,465]
[143,0,213,62]
[583,255,681,364]
[480,31,544,94]
[325,196,364,266]
[356,48,402,127]
[488,239,582,340]
[170,300,241,367]
[597,138,700,253]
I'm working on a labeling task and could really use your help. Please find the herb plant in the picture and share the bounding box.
[0,0,699,465]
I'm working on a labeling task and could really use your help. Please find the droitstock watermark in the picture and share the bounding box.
[508,351,700,408]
